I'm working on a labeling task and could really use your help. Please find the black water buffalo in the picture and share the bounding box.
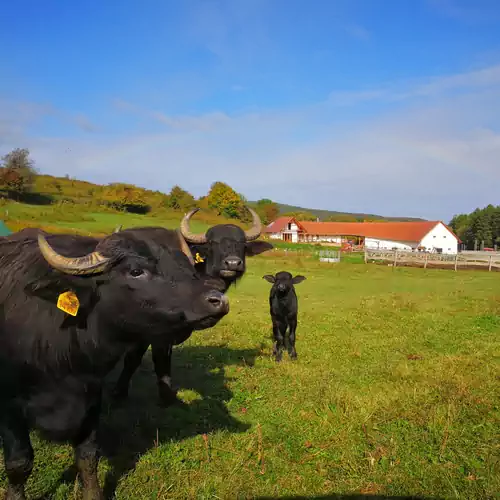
[0,228,229,500]
[111,207,274,406]
[263,271,306,362]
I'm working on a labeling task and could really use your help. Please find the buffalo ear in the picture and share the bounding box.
[25,275,96,311]
[246,240,273,257]
[262,275,276,283]
[292,275,306,284]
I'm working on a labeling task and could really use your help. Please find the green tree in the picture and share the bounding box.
[282,211,317,221]
[0,148,37,199]
[449,205,500,249]
[165,185,196,211]
[326,214,359,222]
[206,181,245,219]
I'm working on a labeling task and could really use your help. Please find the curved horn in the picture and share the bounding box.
[114,225,122,233]
[179,208,207,244]
[176,229,195,266]
[243,206,262,241]
[37,233,112,275]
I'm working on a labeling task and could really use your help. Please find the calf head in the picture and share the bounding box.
[29,229,230,339]
[263,271,306,296]
[180,206,273,287]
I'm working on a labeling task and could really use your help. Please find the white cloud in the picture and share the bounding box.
[2,64,500,221]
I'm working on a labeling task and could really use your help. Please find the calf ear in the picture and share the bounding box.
[292,275,306,284]
[246,240,274,257]
[262,275,276,283]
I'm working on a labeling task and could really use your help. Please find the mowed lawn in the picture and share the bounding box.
[1,254,499,499]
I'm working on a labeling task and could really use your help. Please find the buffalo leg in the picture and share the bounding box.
[111,342,149,401]
[1,410,34,500]
[73,404,104,500]
[286,317,298,360]
[272,319,286,362]
[151,342,181,407]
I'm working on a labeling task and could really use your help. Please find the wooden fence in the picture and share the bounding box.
[365,249,500,272]
[318,250,341,263]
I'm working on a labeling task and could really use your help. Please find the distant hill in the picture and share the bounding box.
[249,201,426,222]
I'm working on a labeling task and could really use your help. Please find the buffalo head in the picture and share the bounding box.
[33,229,229,338]
[179,206,273,286]
[263,271,306,295]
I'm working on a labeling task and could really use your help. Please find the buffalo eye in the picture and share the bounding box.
[129,268,146,278]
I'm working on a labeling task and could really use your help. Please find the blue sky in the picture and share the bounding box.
[1,0,500,220]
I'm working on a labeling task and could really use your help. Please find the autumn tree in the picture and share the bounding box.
[206,181,245,219]
[165,185,196,211]
[0,148,37,199]
[101,183,149,213]
[255,198,279,224]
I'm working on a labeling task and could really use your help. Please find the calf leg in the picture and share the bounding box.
[151,342,182,407]
[73,403,104,500]
[286,317,298,360]
[111,342,149,401]
[1,410,34,500]
[272,319,287,362]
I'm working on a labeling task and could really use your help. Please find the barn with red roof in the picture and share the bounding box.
[264,217,460,254]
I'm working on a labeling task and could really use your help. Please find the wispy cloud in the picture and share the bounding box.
[328,64,500,106]
[0,99,98,140]
[113,99,232,132]
[3,63,500,221]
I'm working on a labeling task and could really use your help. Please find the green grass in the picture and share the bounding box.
[1,253,499,499]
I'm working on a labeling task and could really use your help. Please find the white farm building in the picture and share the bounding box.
[264,217,460,254]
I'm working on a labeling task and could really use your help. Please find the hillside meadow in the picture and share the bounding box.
[0,241,498,499]
[0,199,249,236]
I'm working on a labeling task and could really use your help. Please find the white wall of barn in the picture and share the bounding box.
[269,222,300,242]
[419,223,458,254]
[364,238,414,251]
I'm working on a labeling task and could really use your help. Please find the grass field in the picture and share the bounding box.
[1,250,498,499]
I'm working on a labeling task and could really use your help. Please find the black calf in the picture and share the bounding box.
[263,271,306,362]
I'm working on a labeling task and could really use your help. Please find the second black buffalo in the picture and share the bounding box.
[112,206,274,406]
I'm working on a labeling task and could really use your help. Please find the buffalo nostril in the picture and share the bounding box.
[224,257,243,269]
[208,296,221,306]
[204,291,229,311]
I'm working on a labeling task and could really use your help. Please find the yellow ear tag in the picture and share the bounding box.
[195,252,205,263]
[57,291,80,316]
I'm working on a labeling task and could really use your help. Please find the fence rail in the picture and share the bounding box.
[365,249,500,271]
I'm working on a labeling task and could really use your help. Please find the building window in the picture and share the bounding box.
[287,223,292,230]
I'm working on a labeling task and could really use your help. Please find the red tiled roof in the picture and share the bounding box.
[267,219,460,243]
[299,221,458,242]
[264,217,308,233]
[264,217,294,233]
